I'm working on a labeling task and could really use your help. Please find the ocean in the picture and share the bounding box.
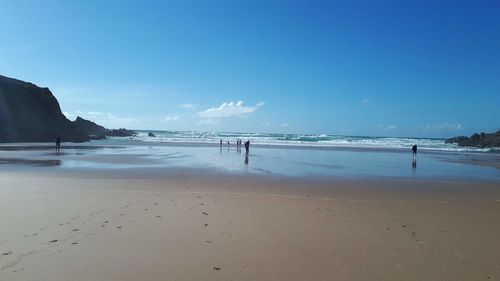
[99,130,496,153]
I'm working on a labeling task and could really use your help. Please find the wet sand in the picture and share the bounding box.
[0,170,499,281]
[0,143,499,181]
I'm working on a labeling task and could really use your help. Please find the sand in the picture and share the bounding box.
[0,171,499,281]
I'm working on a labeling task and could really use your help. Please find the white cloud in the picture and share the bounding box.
[420,123,465,131]
[386,125,398,130]
[179,103,197,109]
[361,99,369,104]
[161,115,180,122]
[262,121,273,127]
[280,123,290,127]
[197,101,264,120]
[63,112,74,120]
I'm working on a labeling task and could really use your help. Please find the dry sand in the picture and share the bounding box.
[0,171,499,281]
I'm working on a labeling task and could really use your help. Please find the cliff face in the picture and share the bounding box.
[0,75,135,143]
[445,131,500,148]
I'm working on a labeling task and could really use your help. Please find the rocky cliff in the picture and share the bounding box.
[0,75,136,143]
[445,131,500,148]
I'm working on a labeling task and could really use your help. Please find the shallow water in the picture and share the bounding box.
[1,143,498,181]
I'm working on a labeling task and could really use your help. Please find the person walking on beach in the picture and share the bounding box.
[412,144,417,158]
[220,139,223,147]
[244,140,250,154]
[55,136,61,153]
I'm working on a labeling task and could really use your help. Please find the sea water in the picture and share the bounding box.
[103,130,497,153]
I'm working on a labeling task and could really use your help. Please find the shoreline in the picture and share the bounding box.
[2,138,498,153]
[0,142,499,182]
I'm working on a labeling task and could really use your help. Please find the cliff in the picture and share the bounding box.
[0,75,136,143]
[445,131,500,148]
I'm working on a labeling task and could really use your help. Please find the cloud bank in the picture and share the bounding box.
[65,111,140,128]
[179,103,197,109]
[197,101,264,120]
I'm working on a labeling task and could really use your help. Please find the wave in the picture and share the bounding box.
[111,130,494,153]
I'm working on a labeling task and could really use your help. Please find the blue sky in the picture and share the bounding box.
[1,0,499,138]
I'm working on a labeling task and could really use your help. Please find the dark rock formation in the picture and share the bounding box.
[106,128,137,137]
[445,131,500,148]
[0,74,136,143]
[148,132,156,137]
[73,116,107,135]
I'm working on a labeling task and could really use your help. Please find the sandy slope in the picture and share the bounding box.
[0,172,499,281]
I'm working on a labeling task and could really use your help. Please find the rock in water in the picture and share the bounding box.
[445,131,500,148]
[148,132,156,137]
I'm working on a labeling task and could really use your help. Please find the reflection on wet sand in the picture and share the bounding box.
[0,158,61,166]
[0,143,499,180]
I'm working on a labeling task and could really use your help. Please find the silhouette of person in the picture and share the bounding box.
[244,140,250,154]
[412,144,417,158]
[220,139,223,147]
[55,136,61,153]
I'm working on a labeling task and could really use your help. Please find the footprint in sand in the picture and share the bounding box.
[71,242,78,245]
[2,251,12,256]
[72,229,80,232]
[202,212,208,216]
[49,240,58,243]
[213,267,221,270]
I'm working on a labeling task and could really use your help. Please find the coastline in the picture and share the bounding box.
[0,142,499,182]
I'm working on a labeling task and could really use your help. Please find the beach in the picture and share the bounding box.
[3,0,499,279]
[1,143,500,281]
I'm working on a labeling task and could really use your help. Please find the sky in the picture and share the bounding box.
[0,0,499,138]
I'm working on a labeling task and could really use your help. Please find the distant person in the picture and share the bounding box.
[412,144,417,158]
[244,140,250,154]
[220,139,223,147]
[227,141,230,148]
[55,136,61,153]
